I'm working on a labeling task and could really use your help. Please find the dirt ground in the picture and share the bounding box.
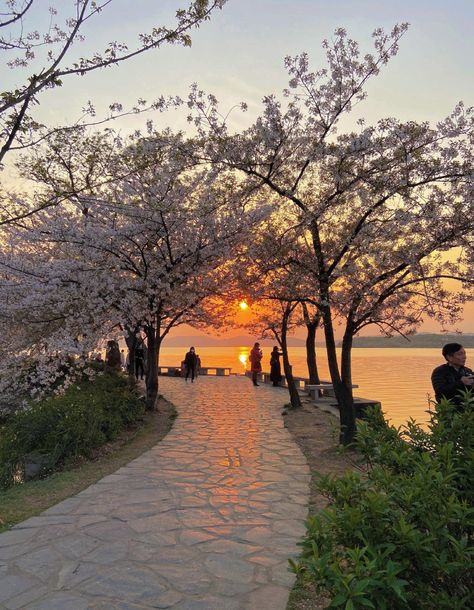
[282,395,362,609]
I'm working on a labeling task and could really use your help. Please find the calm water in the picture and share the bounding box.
[159,346,447,428]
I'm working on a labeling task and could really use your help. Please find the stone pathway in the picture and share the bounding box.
[0,376,310,610]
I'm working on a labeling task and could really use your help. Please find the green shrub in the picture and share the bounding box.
[291,400,474,609]
[0,371,145,489]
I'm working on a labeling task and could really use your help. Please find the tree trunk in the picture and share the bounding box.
[281,306,302,409]
[321,304,356,445]
[301,303,320,384]
[305,321,320,384]
[144,324,160,410]
[308,219,356,444]
[124,325,140,379]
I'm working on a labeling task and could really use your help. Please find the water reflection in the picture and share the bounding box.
[159,346,444,427]
[238,350,248,371]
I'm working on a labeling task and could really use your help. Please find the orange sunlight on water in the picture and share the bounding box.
[159,346,450,429]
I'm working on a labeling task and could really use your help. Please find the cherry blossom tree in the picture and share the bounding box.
[0,0,227,227]
[1,127,268,408]
[186,24,474,443]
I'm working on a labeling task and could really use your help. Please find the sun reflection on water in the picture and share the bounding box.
[238,349,248,371]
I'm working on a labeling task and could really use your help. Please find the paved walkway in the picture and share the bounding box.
[0,376,310,610]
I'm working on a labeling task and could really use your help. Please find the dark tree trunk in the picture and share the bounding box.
[124,325,140,380]
[308,219,355,442]
[281,305,302,409]
[305,321,320,384]
[301,303,321,384]
[144,323,160,411]
[321,304,356,445]
[340,328,354,388]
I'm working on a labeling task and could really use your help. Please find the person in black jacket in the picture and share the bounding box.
[431,343,474,405]
[135,343,145,380]
[184,346,198,382]
[269,346,283,386]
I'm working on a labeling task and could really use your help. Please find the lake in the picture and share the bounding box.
[159,346,449,428]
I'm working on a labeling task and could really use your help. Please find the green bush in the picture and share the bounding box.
[0,371,145,489]
[291,399,474,610]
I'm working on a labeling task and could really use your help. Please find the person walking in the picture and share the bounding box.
[270,346,283,386]
[184,346,198,382]
[249,342,263,386]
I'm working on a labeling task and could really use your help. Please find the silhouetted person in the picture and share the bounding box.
[249,342,263,386]
[105,340,121,371]
[135,344,145,380]
[270,346,283,386]
[184,346,198,382]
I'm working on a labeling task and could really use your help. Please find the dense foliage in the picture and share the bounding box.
[291,399,474,609]
[0,370,145,489]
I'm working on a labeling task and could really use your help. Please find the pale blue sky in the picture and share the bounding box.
[4,0,474,334]
[9,0,473,135]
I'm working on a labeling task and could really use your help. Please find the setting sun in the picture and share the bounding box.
[239,301,248,310]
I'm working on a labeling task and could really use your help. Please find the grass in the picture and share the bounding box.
[0,397,176,533]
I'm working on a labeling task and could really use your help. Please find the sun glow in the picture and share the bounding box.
[239,301,248,310]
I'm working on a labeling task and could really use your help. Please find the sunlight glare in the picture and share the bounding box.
[239,301,248,310]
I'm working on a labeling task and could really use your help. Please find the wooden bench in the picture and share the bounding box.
[157,366,182,376]
[198,367,232,376]
[307,383,359,400]
[157,366,232,377]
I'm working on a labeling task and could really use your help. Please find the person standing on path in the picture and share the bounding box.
[135,343,145,380]
[249,342,263,386]
[270,346,283,386]
[184,346,198,382]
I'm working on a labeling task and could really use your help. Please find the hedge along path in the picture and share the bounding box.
[0,375,310,610]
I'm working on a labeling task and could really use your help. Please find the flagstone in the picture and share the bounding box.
[0,376,309,609]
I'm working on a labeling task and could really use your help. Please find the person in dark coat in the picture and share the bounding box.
[105,340,121,371]
[135,343,145,380]
[270,346,283,386]
[431,343,474,406]
[184,346,198,382]
[249,342,263,386]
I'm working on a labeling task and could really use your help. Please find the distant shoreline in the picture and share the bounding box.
[163,333,474,349]
[350,334,474,348]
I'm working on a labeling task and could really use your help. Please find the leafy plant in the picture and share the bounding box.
[291,400,474,609]
[0,371,145,489]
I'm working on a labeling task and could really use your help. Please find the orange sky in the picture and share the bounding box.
[170,299,474,340]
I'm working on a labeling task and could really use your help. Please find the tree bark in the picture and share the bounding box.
[302,302,321,384]
[124,325,140,380]
[309,219,356,444]
[321,302,356,445]
[144,323,160,410]
[305,320,320,384]
[281,305,302,409]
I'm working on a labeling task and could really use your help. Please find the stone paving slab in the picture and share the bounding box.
[0,376,310,609]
